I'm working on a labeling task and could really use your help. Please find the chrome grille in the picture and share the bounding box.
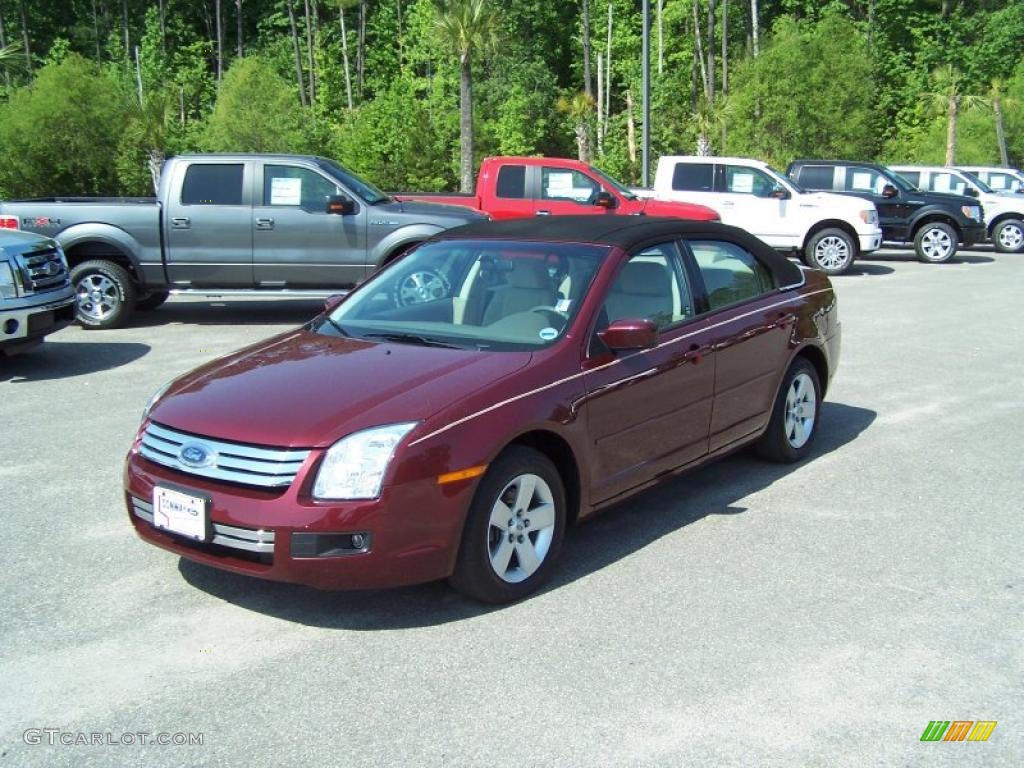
[131,497,275,554]
[17,247,69,293]
[139,422,310,489]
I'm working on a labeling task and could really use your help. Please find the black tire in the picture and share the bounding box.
[992,218,1024,254]
[135,290,170,312]
[803,228,857,275]
[70,260,137,330]
[449,446,566,604]
[913,221,958,263]
[756,357,822,463]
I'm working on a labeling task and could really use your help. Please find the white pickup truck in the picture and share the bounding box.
[890,165,1024,253]
[640,156,882,275]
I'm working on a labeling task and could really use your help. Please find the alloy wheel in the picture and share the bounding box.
[784,372,817,449]
[487,473,556,584]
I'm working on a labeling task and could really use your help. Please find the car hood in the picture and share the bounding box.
[908,189,978,207]
[148,329,532,448]
[378,199,487,221]
[640,197,720,221]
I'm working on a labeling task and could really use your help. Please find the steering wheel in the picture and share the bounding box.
[394,269,450,307]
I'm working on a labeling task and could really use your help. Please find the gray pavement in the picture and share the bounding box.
[1,247,1021,766]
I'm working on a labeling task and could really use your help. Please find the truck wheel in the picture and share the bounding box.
[914,221,958,263]
[71,260,137,330]
[993,219,1024,253]
[135,291,170,312]
[804,228,856,275]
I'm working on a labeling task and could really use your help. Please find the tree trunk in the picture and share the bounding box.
[867,0,874,47]
[945,95,958,165]
[722,0,728,95]
[459,54,474,193]
[0,9,9,87]
[657,0,663,75]
[693,2,708,100]
[626,89,637,173]
[236,0,243,58]
[697,133,711,156]
[596,54,604,156]
[357,0,366,94]
[707,0,716,102]
[396,0,404,71]
[750,0,759,57]
[339,5,353,110]
[148,150,165,196]
[286,0,307,108]
[303,0,315,108]
[582,0,592,98]
[120,0,129,60]
[214,0,223,84]
[575,121,591,162]
[133,44,143,103]
[158,0,166,54]
[605,1,612,142]
[994,95,1008,166]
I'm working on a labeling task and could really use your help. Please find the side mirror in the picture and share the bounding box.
[963,187,980,198]
[598,318,658,351]
[326,194,356,215]
[770,185,790,200]
[323,294,346,314]
[595,190,616,209]
[881,184,898,199]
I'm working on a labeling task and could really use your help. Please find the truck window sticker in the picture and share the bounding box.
[850,172,874,191]
[270,177,303,206]
[729,173,755,194]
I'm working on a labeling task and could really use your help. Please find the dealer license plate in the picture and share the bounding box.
[152,486,209,541]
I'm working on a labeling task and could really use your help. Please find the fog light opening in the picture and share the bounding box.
[3,318,18,335]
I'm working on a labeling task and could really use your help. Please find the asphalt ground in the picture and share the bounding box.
[1,246,1021,767]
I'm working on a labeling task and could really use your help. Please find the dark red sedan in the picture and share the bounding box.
[125,217,840,603]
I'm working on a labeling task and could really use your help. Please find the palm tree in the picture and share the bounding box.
[692,95,731,156]
[923,66,984,165]
[987,79,1017,167]
[434,0,500,193]
[557,92,596,162]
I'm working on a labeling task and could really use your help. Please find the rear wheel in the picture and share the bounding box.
[71,260,137,329]
[757,358,822,463]
[449,446,566,604]
[913,221,958,263]
[804,228,856,275]
[993,219,1024,253]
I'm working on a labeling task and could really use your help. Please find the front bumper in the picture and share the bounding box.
[857,230,883,254]
[0,293,75,350]
[124,447,477,590]
[961,222,987,247]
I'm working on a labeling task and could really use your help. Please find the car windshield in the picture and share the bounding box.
[320,239,608,351]
[957,170,994,193]
[316,158,391,204]
[587,165,637,200]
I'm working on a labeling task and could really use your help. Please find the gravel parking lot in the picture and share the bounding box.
[1,247,1021,766]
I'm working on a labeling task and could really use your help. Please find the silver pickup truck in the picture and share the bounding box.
[0,154,485,329]
[0,227,76,354]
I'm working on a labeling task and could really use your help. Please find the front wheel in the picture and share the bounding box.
[71,260,137,329]
[449,447,566,604]
[756,358,822,463]
[914,221,958,263]
[804,228,857,275]
[993,219,1024,254]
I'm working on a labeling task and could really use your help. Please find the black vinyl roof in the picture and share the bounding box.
[434,216,804,286]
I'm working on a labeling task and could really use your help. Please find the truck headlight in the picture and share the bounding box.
[0,262,19,299]
[313,422,418,500]
[962,205,982,221]
[859,209,878,225]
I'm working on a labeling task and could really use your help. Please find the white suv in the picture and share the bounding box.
[957,166,1024,195]
[891,165,1024,253]
[646,156,882,275]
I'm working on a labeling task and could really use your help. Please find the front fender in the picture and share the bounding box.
[369,224,445,268]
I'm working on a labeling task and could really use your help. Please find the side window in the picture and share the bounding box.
[796,165,835,191]
[495,165,526,199]
[602,243,693,329]
[690,240,774,310]
[928,172,966,195]
[724,165,776,197]
[985,172,1020,192]
[541,168,600,203]
[672,162,714,192]
[181,164,244,205]
[846,167,887,195]
[898,170,921,187]
[263,165,340,212]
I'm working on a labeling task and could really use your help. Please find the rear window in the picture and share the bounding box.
[672,163,714,192]
[898,170,921,187]
[495,165,526,199]
[181,164,244,206]
[795,165,834,191]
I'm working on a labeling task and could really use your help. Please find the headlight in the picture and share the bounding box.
[859,209,878,225]
[142,380,174,420]
[313,422,418,500]
[0,262,18,299]
[962,205,982,220]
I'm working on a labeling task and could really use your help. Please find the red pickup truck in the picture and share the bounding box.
[396,156,719,221]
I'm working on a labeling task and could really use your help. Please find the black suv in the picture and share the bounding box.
[787,160,986,263]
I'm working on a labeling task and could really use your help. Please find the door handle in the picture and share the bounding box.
[683,343,705,364]
[255,217,275,230]
[721,201,735,206]
[170,217,190,229]
[536,210,551,216]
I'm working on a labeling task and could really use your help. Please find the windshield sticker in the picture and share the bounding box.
[555,298,571,313]
[270,177,302,205]
[539,327,559,341]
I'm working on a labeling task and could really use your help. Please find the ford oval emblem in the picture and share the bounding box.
[178,442,215,468]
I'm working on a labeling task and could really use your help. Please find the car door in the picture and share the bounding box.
[534,167,610,217]
[164,160,254,287]
[841,165,913,237]
[683,238,795,453]
[486,163,536,220]
[716,164,793,245]
[582,242,716,503]
[251,162,367,289]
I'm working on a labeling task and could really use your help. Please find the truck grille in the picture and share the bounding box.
[16,247,69,293]
[139,421,311,489]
